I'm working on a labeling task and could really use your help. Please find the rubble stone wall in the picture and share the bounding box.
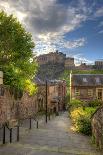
[0,85,38,125]
[91,106,103,149]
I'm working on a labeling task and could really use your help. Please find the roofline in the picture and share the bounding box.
[71,74,103,75]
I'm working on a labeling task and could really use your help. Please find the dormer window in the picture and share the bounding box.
[95,77,100,83]
[83,78,87,82]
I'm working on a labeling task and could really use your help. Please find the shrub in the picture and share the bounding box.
[88,99,102,107]
[70,107,97,135]
[77,116,92,135]
[84,107,97,116]
[70,99,83,109]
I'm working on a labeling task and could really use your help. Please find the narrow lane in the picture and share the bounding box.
[0,112,102,155]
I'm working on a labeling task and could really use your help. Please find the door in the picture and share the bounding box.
[97,89,102,100]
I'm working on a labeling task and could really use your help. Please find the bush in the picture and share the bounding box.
[69,99,100,135]
[70,99,83,108]
[77,116,92,135]
[70,107,97,135]
[84,107,97,116]
[88,99,102,107]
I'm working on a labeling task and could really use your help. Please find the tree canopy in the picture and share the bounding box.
[0,11,38,94]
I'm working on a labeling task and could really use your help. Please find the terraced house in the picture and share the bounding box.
[70,74,103,101]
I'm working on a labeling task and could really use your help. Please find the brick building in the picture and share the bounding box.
[70,74,103,102]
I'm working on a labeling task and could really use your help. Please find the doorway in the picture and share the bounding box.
[97,89,103,100]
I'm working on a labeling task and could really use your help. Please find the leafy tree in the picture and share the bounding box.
[0,11,38,94]
[59,70,71,105]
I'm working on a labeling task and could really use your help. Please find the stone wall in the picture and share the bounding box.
[0,85,38,126]
[91,106,103,149]
[18,92,38,119]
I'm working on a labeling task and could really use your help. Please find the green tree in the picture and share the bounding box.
[60,70,71,105]
[0,11,38,94]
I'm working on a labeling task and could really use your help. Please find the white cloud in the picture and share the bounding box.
[0,0,95,57]
[98,30,103,34]
[94,6,103,17]
[73,53,93,65]
[63,38,86,49]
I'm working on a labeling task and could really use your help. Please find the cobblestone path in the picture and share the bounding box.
[0,112,102,155]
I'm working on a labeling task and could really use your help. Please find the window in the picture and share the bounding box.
[95,77,100,83]
[83,78,87,82]
[88,89,93,97]
[75,88,80,96]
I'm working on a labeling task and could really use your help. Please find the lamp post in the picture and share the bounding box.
[45,79,48,123]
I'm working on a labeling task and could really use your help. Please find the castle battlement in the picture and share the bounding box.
[37,50,75,69]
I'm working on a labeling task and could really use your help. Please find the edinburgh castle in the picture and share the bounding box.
[36,50,75,70]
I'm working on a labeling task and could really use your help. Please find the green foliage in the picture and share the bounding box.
[70,107,96,135]
[0,11,38,94]
[60,70,70,87]
[84,107,97,115]
[60,70,71,104]
[70,99,97,135]
[77,115,92,135]
[70,99,83,108]
[72,70,103,74]
[88,99,102,107]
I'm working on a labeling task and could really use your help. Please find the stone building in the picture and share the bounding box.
[75,63,93,70]
[64,57,75,69]
[37,51,66,65]
[35,77,46,112]
[94,60,103,70]
[70,74,103,102]
[36,50,75,69]
[35,77,66,113]
[47,80,66,112]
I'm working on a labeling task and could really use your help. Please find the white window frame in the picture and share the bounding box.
[75,88,80,96]
[88,89,93,97]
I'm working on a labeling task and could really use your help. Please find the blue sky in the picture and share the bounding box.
[0,0,103,64]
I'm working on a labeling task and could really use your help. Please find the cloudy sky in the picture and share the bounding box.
[0,0,103,64]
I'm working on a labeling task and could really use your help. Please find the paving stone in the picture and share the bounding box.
[0,112,103,155]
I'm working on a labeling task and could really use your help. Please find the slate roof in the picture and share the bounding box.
[34,77,45,85]
[72,74,103,86]
[48,79,63,85]
[34,78,64,86]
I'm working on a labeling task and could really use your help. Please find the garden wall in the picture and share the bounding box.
[0,85,38,126]
[91,106,103,149]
